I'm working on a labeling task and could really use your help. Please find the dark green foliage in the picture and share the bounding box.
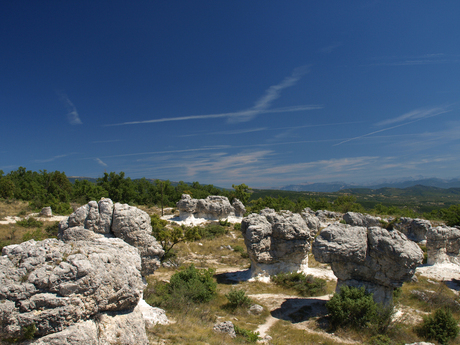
[22,323,37,340]
[272,272,326,297]
[231,183,252,205]
[16,217,43,228]
[45,221,60,238]
[416,308,459,344]
[426,204,460,226]
[367,334,392,345]
[225,289,252,309]
[234,325,260,342]
[0,177,15,199]
[151,215,201,260]
[145,265,217,309]
[333,195,365,213]
[326,286,393,332]
[169,264,217,303]
[233,222,241,230]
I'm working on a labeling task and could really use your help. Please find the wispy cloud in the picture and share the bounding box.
[105,66,321,126]
[58,92,82,125]
[95,158,107,166]
[334,106,452,146]
[35,154,72,163]
[376,106,452,126]
[370,53,460,66]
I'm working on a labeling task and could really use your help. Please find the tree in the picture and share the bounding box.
[0,178,15,199]
[231,183,251,205]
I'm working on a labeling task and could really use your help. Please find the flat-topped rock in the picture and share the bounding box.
[176,194,246,220]
[313,223,423,305]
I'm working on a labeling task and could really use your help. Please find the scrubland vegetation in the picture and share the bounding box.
[3,168,460,344]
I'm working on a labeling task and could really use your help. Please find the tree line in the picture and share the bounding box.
[0,167,250,214]
[0,167,459,226]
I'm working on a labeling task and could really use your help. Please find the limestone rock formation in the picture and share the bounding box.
[40,206,52,217]
[343,212,382,228]
[426,226,460,265]
[176,194,246,220]
[313,224,423,305]
[241,209,312,277]
[395,217,432,243]
[301,208,321,235]
[59,199,164,276]
[0,238,149,344]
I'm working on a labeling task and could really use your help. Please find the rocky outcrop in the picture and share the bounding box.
[313,224,423,305]
[176,194,246,220]
[426,226,460,265]
[343,212,382,228]
[213,321,236,338]
[395,217,432,243]
[0,238,149,344]
[241,209,312,277]
[301,208,321,235]
[59,199,164,276]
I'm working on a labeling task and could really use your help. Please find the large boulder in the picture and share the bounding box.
[313,224,423,305]
[176,194,246,220]
[0,238,149,344]
[395,217,432,243]
[426,226,460,265]
[59,199,164,276]
[241,209,312,277]
[343,212,382,228]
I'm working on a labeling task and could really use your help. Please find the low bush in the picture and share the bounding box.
[233,222,241,230]
[234,325,260,342]
[22,228,47,242]
[272,272,326,297]
[225,289,252,310]
[146,264,217,309]
[45,221,59,238]
[16,217,43,228]
[416,308,459,345]
[326,285,393,332]
[198,223,228,239]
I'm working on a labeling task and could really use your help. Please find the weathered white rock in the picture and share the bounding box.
[213,321,236,338]
[313,224,423,305]
[301,208,321,235]
[176,194,246,220]
[40,206,52,217]
[241,209,312,277]
[59,199,164,276]
[0,238,147,343]
[426,226,460,265]
[138,298,169,327]
[395,217,432,243]
[343,212,382,228]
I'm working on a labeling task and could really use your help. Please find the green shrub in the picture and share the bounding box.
[16,217,43,228]
[146,264,217,310]
[234,325,260,342]
[219,219,230,226]
[326,285,393,331]
[272,272,326,297]
[225,289,252,309]
[232,245,244,254]
[198,223,228,239]
[416,308,459,344]
[233,222,241,230]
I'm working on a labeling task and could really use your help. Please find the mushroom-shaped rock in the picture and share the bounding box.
[241,209,312,277]
[426,226,460,265]
[0,238,148,344]
[59,199,164,276]
[313,224,423,305]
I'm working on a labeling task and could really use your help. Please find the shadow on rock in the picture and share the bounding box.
[271,297,328,324]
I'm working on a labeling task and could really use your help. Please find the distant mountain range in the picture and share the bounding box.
[278,177,460,193]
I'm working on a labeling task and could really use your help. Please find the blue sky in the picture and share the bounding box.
[1,1,460,188]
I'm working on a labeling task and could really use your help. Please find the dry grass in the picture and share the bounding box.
[0,199,31,220]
